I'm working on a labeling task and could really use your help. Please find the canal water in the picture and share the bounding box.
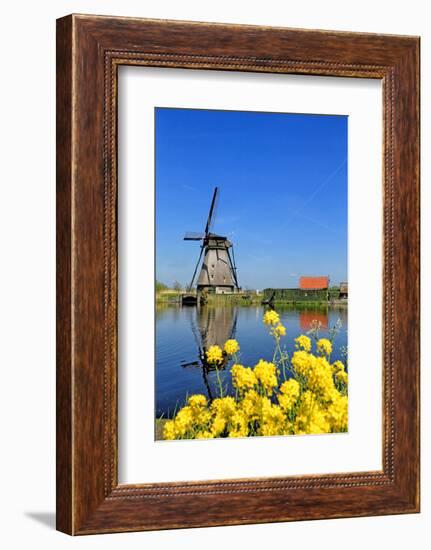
[155,304,348,418]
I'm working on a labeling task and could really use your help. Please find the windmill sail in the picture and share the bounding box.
[204,186,219,236]
[184,232,205,241]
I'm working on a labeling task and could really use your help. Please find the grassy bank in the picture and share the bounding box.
[156,290,182,304]
[204,294,344,307]
[155,291,347,307]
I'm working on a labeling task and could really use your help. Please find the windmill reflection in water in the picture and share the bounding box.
[180,306,238,402]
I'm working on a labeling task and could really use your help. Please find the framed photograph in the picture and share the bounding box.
[56,14,420,534]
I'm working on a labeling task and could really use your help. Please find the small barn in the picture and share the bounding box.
[299,276,330,290]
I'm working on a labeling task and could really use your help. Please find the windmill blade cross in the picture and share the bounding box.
[184,232,205,241]
[188,244,205,290]
[227,245,239,290]
[204,186,219,237]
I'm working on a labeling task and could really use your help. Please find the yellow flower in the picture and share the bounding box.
[326,391,348,432]
[308,409,331,434]
[316,338,332,356]
[306,356,335,398]
[295,334,312,352]
[278,379,300,411]
[206,345,224,364]
[263,310,280,326]
[259,399,286,436]
[293,391,331,434]
[332,360,345,373]
[335,370,348,384]
[188,394,207,409]
[240,389,261,421]
[210,399,240,437]
[194,408,212,426]
[224,339,240,355]
[163,420,176,440]
[274,323,286,337]
[228,410,249,437]
[173,406,194,436]
[291,350,315,376]
[231,364,257,391]
[211,396,237,418]
[254,359,278,394]
[210,415,226,437]
[280,378,300,396]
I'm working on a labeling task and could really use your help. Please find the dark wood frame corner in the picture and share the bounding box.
[56,14,420,535]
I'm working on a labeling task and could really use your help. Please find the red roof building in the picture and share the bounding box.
[299,276,329,290]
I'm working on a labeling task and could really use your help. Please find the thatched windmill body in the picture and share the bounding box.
[184,187,239,294]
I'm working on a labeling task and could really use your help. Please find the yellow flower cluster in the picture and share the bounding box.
[231,364,257,391]
[335,370,348,384]
[188,394,207,408]
[316,338,332,356]
[254,360,278,394]
[210,396,237,436]
[274,324,286,336]
[263,310,286,340]
[295,334,312,352]
[224,339,240,355]
[291,350,339,400]
[162,317,348,441]
[259,396,286,436]
[163,394,211,439]
[231,359,279,395]
[240,389,260,420]
[278,379,300,411]
[294,390,331,434]
[332,360,345,372]
[332,360,348,386]
[325,390,348,432]
[206,345,224,365]
[306,356,334,398]
[291,350,313,375]
[263,310,280,326]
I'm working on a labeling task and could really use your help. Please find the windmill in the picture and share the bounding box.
[184,187,239,294]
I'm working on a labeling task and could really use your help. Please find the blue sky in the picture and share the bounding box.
[155,108,347,289]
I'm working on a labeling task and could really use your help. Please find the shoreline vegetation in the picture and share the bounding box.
[156,309,348,441]
[155,284,347,307]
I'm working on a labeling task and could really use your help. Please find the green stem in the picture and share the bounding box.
[215,365,224,398]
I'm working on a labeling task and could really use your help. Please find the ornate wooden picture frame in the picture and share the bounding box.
[56,14,420,535]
